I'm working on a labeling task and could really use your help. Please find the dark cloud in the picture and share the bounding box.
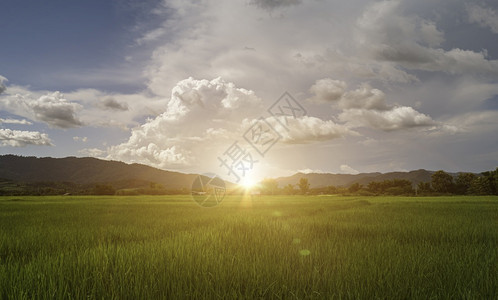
[101,97,129,111]
[0,75,7,94]
[29,92,83,128]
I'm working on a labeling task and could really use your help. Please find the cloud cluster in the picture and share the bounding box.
[263,116,357,144]
[0,129,52,147]
[0,91,83,128]
[357,1,498,77]
[338,107,436,131]
[106,77,264,168]
[309,78,436,131]
[468,4,498,34]
[29,92,83,128]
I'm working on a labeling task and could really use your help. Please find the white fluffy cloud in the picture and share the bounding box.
[338,107,436,131]
[0,91,83,128]
[309,79,347,103]
[468,4,498,34]
[0,129,52,147]
[309,78,437,131]
[309,79,390,109]
[263,116,358,144]
[106,77,263,169]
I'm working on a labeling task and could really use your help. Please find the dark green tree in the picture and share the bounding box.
[93,184,116,195]
[416,182,432,195]
[348,182,362,193]
[469,176,492,195]
[455,173,477,195]
[431,170,454,193]
[481,168,498,195]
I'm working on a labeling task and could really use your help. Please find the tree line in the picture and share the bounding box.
[256,168,498,196]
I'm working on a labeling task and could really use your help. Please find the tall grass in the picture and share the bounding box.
[0,195,497,299]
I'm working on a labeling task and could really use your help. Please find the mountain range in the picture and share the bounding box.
[275,169,434,188]
[0,155,441,190]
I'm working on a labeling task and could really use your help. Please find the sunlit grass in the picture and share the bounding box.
[0,195,497,298]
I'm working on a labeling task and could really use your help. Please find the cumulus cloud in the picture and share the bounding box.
[0,129,52,147]
[309,79,390,110]
[309,79,347,103]
[468,4,498,34]
[29,92,83,128]
[0,118,32,125]
[0,91,83,128]
[309,78,438,131]
[261,116,358,144]
[341,85,390,110]
[339,106,436,131]
[100,97,129,111]
[106,77,263,169]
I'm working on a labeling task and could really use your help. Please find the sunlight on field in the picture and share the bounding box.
[1,195,497,298]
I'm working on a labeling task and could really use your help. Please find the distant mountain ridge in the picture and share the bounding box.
[275,169,437,188]
[0,155,198,189]
[0,155,460,190]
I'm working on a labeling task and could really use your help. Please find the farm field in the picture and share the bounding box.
[1,195,497,299]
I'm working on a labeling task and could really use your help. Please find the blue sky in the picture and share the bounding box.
[0,0,160,92]
[1,0,497,183]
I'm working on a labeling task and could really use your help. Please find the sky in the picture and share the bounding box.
[0,0,497,184]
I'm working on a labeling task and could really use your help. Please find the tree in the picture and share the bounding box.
[481,168,498,195]
[431,170,454,193]
[326,185,338,194]
[455,173,477,195]
[298,178,310,195]
[93,184,116,195]
[260,178,279,195]
[417,182,432,195]
[348,182,362,193]
[469,176,492,195]
[283,184,295,195]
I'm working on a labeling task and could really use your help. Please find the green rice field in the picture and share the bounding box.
[1,195,497,299]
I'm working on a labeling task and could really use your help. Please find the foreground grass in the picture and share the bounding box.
[0,195,497,299]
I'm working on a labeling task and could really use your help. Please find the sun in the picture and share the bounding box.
[240,177,257,190]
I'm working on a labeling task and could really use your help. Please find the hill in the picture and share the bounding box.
[275,169,435,188]
[0,155,198,190]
